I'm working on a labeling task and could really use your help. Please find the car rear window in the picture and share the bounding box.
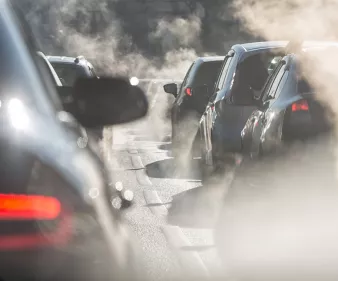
[51,63,88,87]
[192,61,223,87]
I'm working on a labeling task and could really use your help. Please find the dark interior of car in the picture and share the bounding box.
[231,54,269,104]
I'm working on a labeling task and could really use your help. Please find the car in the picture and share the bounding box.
[0,1,148,279]
[199,41,338,179]
[47,55,104,140]
[163,56,224,161]
[47,55,98,87]
[198,42,286,178]
[36,51,91,148]
[240,48,335,160]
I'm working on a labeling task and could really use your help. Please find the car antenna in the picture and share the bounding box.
[285,40,303,55]
[74,55,85,63]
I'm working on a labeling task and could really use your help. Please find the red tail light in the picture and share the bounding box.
[0,194,71,250]
[185,87,192,96]
[0,194,61,220]
[292,100,309,112]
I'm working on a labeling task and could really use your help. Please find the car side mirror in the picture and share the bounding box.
[163,83,178,97]
[59,77,148,128]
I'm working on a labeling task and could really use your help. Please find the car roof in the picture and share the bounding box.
[232,41,338,53]
[195,56,225,63]
[231,41,287,53]
[47,55,92,67]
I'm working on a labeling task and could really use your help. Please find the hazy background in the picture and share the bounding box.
[19,0,338,280]
[18,0,255,78]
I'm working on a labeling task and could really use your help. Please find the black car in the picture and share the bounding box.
[47,55,98,87]
[0,1,148,280]
[47,56,104,140]
[241,50,335,160]
[163,56,224,160]
[199,42,286,177]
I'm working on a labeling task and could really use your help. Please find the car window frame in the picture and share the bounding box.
[176,62,195,103]
[267,64,287,99]
[271,69,289,100]
[215,54,233,91]
[261,61,285,102]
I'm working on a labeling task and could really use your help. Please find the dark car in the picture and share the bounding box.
[240,50,336,160]
[47,55,98,87]
[199,42,286,177]
[47,56,104,140]
[199,41,338,178]
[36,51,92,149]
[0,1,148,280]
[163,56,224,160]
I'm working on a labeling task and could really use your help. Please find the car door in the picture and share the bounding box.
[241,62,284,156]
[200,92,217,158]
[204,53,234,160]
[217,50,285,153]
[248,60,289,158]
[171,62,195,137]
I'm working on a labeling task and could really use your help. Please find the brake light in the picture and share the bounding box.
[0,194,61,220]
[185,87,192,96]
[0,194,72,250]
[291,100,309,112]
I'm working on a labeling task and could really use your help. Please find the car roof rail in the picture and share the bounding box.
[74,55,85,63]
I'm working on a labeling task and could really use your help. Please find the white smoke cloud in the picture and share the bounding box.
[212,1,338,280]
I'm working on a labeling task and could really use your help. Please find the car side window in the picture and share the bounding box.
[181,63,194,89]
[176,63,194,103]
[216,56,232,91]
[272,70,288,100]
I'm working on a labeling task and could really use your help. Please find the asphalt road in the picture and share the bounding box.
[103,81,231,281]
[101,80,338,281]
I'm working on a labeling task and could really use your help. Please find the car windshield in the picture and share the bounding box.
[51,63,89,87]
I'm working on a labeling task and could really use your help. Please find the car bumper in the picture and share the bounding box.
[0,217,142,280]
